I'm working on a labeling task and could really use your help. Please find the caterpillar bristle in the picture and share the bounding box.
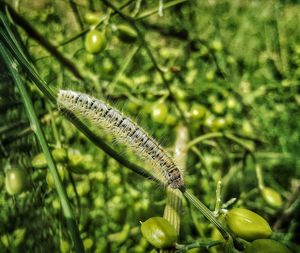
[57,89,184,189]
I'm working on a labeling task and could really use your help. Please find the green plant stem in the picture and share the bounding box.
[273,180,300,229]
[135,0,188,20]
[161,125,189,253]
[214,180,222,215]
[255,164,265,190]
[188,132,224,148]
[132,0,142,17]
[190,146,213,180]
[181,188,230,241]
[3,2,84,80]
[176,240,223,253]
[188,132,254,153]
[0,121,27,135]
[0,45,85,253]
[46,103,61,147]
[2,127,32,146]
[109,45,140,92]
[0,26,56,103]
[68,171,82,223]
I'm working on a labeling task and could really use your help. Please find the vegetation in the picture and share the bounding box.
[0,0,299,252]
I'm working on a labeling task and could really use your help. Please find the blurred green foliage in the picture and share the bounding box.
[0,0,299,252]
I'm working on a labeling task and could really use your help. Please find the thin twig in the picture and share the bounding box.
[68,0,84,31]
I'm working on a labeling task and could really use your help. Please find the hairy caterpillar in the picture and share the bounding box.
[57,90,184,189]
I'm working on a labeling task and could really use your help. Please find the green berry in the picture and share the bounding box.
[225,208,272,241]
[211,40,223,52]
[151,103,168,123]
[190,104,207,121]
[261,187,283,208]
[245,239,291,253]
[32,153,47,169]
[52,148,68,163]
[85,30,106,54]
[141,217,177,249]
[46,165,65,188]
[84,12,101,25]
[117,24,137,43]
[5,168,28,195]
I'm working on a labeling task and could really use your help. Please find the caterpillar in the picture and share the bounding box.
[57,90,184,189]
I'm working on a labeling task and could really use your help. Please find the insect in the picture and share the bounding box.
[57,90,184,189]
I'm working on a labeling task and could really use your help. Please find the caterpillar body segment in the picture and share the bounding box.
[57,90,184,189]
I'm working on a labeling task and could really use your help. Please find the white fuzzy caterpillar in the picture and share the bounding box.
[57,90,184,189]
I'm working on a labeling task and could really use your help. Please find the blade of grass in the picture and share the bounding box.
[0,44,85,253]
[181,188,230,241]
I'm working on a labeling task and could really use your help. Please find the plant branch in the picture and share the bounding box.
[188,132,255,154]
[176,240,223,253]
[0,44,85,253]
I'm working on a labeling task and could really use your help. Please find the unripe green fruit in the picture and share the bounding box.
[225,208,272,241]
[83,238,94,250]
[261,187,283,208]
[117,24,137,43]
[212,101,226,115]
[5,168,28,195]
[165,114,177,126]
[227,97,238,109]
[32,148,67,169]
[52,148,68,163]
[205,70,215,81]
[211,40,223,52]
[46,165,65,188]
[141,217,177,249]
[151,103,168,123]
[77,180,91,196]
[190,104,206,121]
[60,240,70,253]
[242,121,253,135]
[68,151,89,174]
[32,153,47,169]
[171,86,186,101]
[225,113,234,126]
[84,12,101,25]
[211,117,226,131]
[245,239,291,253]
[85,30,106,54]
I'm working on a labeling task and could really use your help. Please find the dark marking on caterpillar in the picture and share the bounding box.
[57,90,184,189]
